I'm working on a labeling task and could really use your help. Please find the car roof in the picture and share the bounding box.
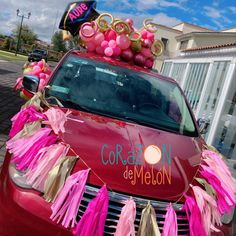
[70,50,177,84]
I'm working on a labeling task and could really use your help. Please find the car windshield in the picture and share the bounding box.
[33,49,46,55]
[46,55,197,136]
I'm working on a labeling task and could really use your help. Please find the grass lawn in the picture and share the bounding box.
[0,50,27,61]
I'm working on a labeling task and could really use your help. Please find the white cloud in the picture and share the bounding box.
[203,6,221,18]
[229,6,236,14]
[203,5,232,29]
[136,0,188,11]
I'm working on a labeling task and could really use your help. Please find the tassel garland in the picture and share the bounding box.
[25,143,69,192]
[44,155,77,202]
[51,169,90,228]
[73,185,109,236]
[7,127,57,171]
[162,203,177,236]
[114,198,136,236]
[137,201,161,236]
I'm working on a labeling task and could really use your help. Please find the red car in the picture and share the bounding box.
[0,51,234,235]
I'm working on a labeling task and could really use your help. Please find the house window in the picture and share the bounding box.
[161,38,168,50]
[170,63,187,83]
[161,62,172,76]
[179,40,188,50]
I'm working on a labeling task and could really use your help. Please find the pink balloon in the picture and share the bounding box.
[37,60,44,69]
[94,32,105,46]
[101,40,109,49]
[121,49,133,61]
[145,58,154,68]
[105,30,117,41]
[79,25,94,42]
[113,46,121,56]
[32,65,41,76]
[143,39,152,48]
[86,42,96,52]
[104,47,113,57]
[38,79,46,91]
[147,32,154,42]
[116,35,131,50]
[108,40,117,49]
[39,73,46,80]
[134,53,146,67]
[141,47,152,58]
[141,30,148,39]
[30,62,37,67]
[125,18,134,26]
[96,46,104,55]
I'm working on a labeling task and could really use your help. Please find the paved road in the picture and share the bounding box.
[0,60,56,168]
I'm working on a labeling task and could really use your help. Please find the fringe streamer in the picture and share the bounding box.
[43,107,71,135]
[73,185,108,236]
[12,120,42,141]
[114,198,136,236]
[51,169,90,228]
[200,166,236,215]
[162,203,177,236]
[9,105,45,138]
[21,91,43,110]
[190,185,221,234]
[202,150,236,193]
[137,201,161,236]
[25,143,69,192]
[44,155,77,202]
[184,194,206,236]
[7,127,57,171]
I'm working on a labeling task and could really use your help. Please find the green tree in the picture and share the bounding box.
[3,37,11,49]
[51,31,66,52]
[12,24,37,45]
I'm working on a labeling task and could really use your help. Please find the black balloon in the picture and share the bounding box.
[59,1,100,36]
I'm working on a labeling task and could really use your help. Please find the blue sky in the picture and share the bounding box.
[97,0,236,30]
[0,0,235,42]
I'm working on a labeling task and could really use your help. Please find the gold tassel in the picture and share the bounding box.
[21,92,43,111]
[12,121,42,140]
[44,156,77,202]
[195,177,216,198]
[137,201,161,236]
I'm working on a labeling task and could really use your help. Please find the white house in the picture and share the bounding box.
[161,43,236,159]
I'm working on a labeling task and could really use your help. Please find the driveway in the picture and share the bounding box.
[0,60,56,167]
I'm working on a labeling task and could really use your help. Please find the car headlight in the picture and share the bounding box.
[9,163,31,189]
[221,207,235,224]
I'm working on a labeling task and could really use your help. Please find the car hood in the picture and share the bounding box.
[62,108,203,201]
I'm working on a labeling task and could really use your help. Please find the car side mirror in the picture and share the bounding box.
[197,118,210,135]
[22,75,40,95]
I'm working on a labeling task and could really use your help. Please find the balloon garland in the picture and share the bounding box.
[14,59,52,95]
[6,92,236,236]
[72,13,164,69]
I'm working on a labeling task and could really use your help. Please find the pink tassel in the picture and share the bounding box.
[73,185,109,236]
[9,106,45,138]
[190,185,222,234]
[184,194,206,236]
[114,198,136,236]
[7,127,57,171]
[200,166,236,215]
[43,107,71,135]
[162,203,177,236]
[25,143,69,192]
[202,150,236,193]
[50,169,90,228]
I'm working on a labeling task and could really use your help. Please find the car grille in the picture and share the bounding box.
[77,185,189,235]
